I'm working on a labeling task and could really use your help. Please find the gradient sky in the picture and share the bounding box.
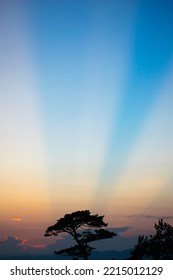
[0,0,173,251]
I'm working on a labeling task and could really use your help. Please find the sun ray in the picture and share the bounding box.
[106,58,173,229]
[0,0,52,224]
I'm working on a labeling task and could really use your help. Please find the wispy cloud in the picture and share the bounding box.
[126,214,173,219]
[107,227,131,233]
[11,218,23,222]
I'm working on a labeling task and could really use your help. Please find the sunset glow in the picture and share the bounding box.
[0,0,173,257]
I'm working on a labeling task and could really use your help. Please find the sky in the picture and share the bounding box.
[0,0,173,256]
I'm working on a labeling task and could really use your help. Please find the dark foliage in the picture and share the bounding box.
[129,219,173,260]
[45,210,117,259]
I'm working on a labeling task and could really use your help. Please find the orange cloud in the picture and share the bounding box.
[11,218,23,222]
[31,244,47,249]
[20,239,28,247]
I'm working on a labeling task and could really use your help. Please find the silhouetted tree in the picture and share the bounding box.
[129,219,173,260]
[45,210,117,260]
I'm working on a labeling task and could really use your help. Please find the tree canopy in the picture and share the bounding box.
[129,219,173,260]
[45,210,117,259]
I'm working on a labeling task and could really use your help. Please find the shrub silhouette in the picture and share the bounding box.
[129,219,173,259]
[45,210,117,259]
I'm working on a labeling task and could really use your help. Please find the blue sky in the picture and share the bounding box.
[0,0,173,251]
[29,0,173,170]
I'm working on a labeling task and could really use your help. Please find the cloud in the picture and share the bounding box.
[0,231,137,260]
[0,236,52,258]
[0,236,24,257]
[126,214,173,219]
[31,245,47,248]
[46,227,133,252]
[107,227,131,233]
[11,218,23,222]
[0,227,134,259]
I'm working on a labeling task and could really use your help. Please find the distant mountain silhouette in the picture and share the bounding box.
[91,249,131,260]
[0,249,131,260]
